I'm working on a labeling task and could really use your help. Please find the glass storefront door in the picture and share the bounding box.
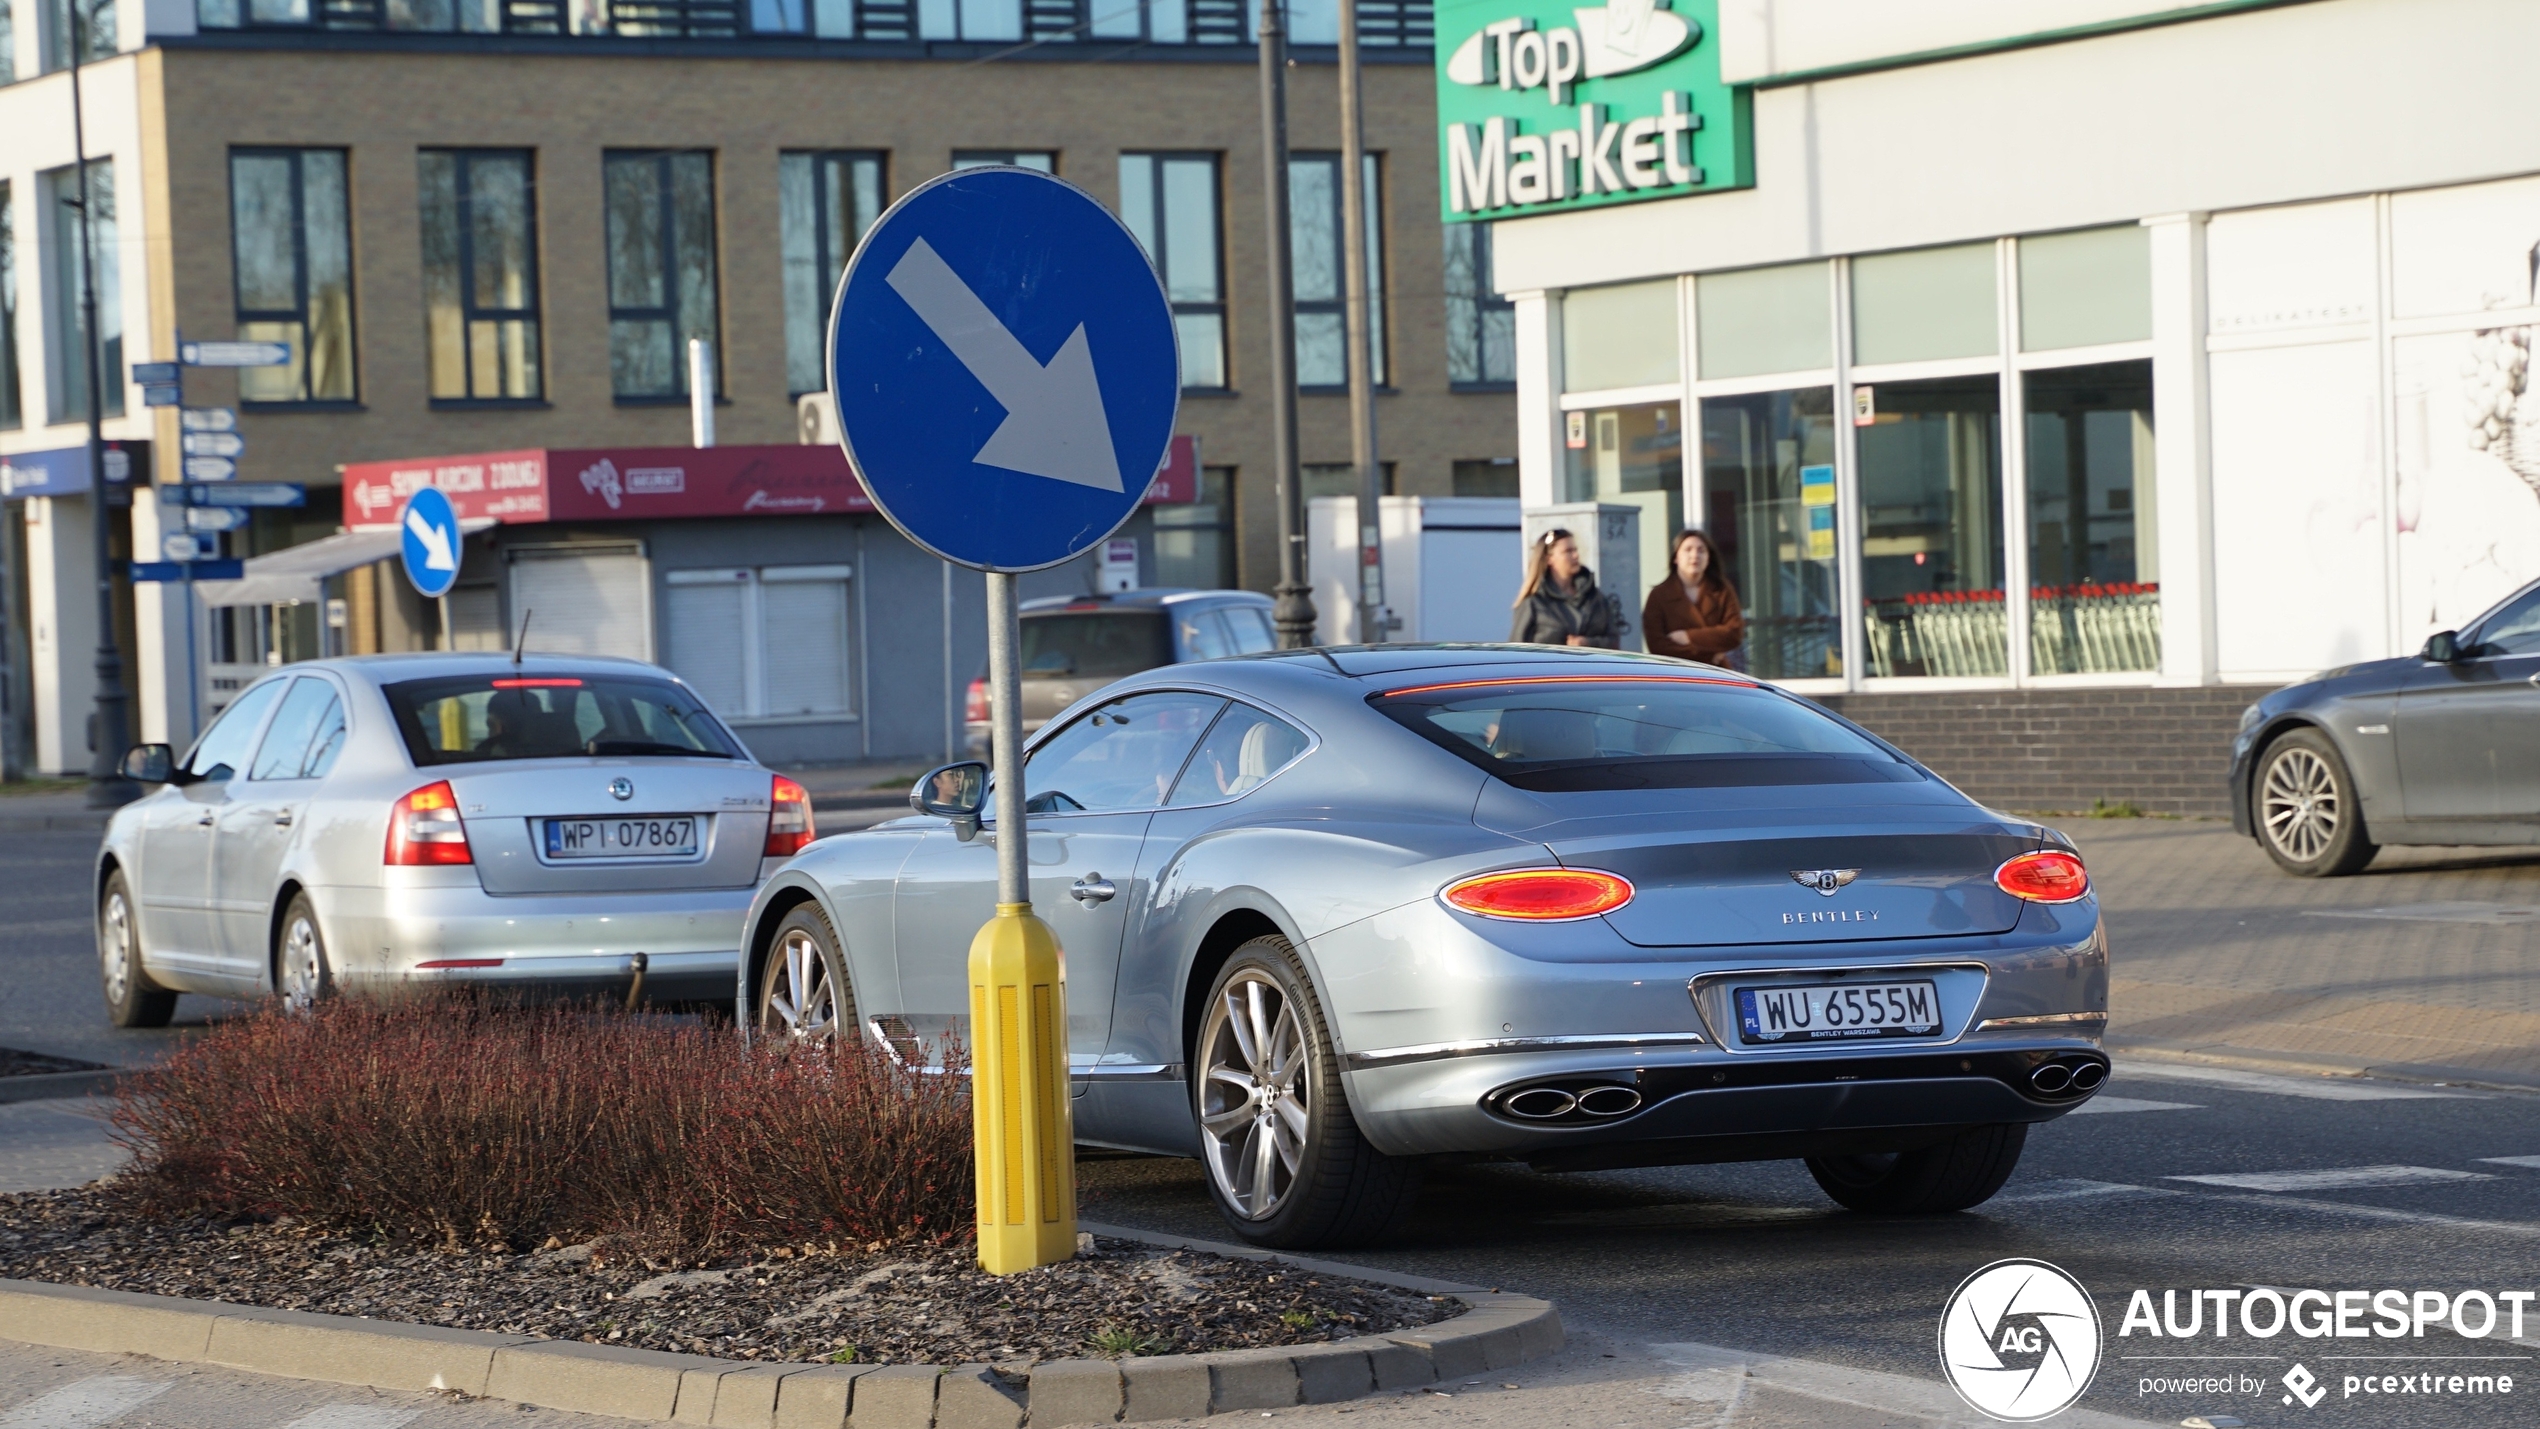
[1698,389,1840,680]
[1564,401,1683,620]
[2025,361,2159,673]
[1856,375,2006,677]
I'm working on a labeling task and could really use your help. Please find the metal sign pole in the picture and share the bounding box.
[985,571,1027,904]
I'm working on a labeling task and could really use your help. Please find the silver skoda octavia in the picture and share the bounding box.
[739,645,2108,1248]
[97,654,809,1025]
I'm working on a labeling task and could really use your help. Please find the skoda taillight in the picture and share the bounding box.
[385,781,472,866]
[765,774,815,858]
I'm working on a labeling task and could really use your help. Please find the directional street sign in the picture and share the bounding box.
[141,384,183,408]
[401,485,463,598]
[163,532,209,562]
[183,456,237,483]
[181,430,245,459]
[179,408,238,433]
[176,481,303,508]
[184,505,248,532]
[130,362,180,385]
[828,166,1179,573]
[129,560,243,583]
[179,340,291,368]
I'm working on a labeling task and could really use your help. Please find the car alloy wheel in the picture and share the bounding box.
[98,872,176,1029]
[756,905,855,1046]
[277,895,332,1014]
[1198,970,1312,1220]
[100,887,134,1009]
[2260,744,2340,863]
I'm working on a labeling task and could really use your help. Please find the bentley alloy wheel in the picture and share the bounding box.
[2256,729,2377,877]
[757,904,855,1044]
[1192,937,1421,1248]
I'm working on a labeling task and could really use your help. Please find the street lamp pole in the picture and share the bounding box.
[67,2,139,807]
[1257,0,1315,648]
[1337,0,1385,645]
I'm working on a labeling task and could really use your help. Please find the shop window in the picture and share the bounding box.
[1290,152,1385,389]
[1153,466,1237,589]
[1695,262,1829,380]
[1,183,19,431]
[420,149,542,402]
[780,150,885,396]
[1563,402,1680,610]
[1851,243,1997,367]
[42,0,113,66]
[43,159,119,423]
[952,150,1053,173]
[230,148,357,404]
[1562,279,1675,393]
[2025,360,2158,674]
[1453,458,1517,498]
[1699,388,1840,680]
[1119,153,1227,391]
[604,151,719,402]
[663,566,854,720]
[1443,222,1514,388]
[1856,375,2006,676]
[2019,226,2151,351]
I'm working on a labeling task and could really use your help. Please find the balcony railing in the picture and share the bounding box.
[194,0,1430,44]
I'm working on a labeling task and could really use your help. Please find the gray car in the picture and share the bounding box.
[2229,575,2540,876]
[964,588,1279,755]
[97,653,808,1025]
[741,644,2109,1248]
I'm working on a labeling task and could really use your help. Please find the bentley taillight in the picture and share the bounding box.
[965,677,990,725]
[1996,850,2090,903]
[385,781,472,865]
[1442,868,1634,921]
[765,774,815,858]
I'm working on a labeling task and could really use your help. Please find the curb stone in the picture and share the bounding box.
[0,1233,1561,1425]
[0,1069,123,1106]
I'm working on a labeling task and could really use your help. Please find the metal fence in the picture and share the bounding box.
[1862,585,2160,679]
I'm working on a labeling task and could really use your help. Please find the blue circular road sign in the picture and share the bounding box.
[828,167,1180,573]
[400,485,463,599]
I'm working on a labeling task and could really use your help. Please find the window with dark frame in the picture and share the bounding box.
[1443,221,1513,388]
[230,148,357,405]
[43,0,116,68]
[1118,152,1226,392]
[951,150,1054,173]
[45,159,120,423]
[604,150,720,401]
[1152,466,1237,589]
[779,150,885,396]
[420,149,542,402]
[0,183,19,431]
[1289,151,1384,389]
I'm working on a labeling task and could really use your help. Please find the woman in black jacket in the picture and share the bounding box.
[1508,528,1622,648]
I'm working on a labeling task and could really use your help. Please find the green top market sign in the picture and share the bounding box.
[1434,0,1750,222]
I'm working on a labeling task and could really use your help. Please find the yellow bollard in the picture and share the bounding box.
[968,901,1076,1273]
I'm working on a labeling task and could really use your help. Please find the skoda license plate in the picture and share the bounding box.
[543,816,699,860]
[1737,981,1939,1044]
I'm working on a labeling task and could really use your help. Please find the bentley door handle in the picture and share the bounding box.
[1069,873,1117,905]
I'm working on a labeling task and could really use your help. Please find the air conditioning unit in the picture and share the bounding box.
[797,391,839,446]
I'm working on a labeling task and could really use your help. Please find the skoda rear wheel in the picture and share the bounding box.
[276,893,334,1014]
[2256,729,2377,877]
[1806,1123,2027,1214]
[1194,937,1420,1249]
[99,872,176,1030]
[756,904,856,1047]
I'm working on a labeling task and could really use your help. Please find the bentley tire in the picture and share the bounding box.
[757,903,856,1046]
[99,871,176,1030]
[1194,936,1420,1249]
[276,892,335,1014]
[2256,728,2378,877]
[1805,1123,2027,1213]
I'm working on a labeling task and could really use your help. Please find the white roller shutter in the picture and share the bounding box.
[509,546,651,661]
[663,569,752,721]
[760,565,854,717]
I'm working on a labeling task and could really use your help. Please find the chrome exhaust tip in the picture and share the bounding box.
[2067,1061,2107,1091]
[1575,1085,1643,1117]
[2030,1063,2074,1094]
[1504,1088,1579,1119]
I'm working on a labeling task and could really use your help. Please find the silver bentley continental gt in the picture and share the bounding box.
[98,654,809,1025]
[738,645,2109,1248]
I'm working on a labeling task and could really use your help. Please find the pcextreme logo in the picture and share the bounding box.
[1939,1259,2103,1422]
[1431,0,1750,221]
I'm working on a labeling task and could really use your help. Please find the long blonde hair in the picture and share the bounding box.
[1513,527,1575,607]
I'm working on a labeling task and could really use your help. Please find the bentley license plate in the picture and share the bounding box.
[543,816,699,860]
[1737,981,1940,1043]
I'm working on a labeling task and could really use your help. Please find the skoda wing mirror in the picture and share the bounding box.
[120,743,175,785]
[911,761,989,842]
[2422,629,2462,663]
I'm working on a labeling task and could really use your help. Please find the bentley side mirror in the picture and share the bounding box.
[2422,629,2461,663]
[120,743,174,784]
[911,761,989,842]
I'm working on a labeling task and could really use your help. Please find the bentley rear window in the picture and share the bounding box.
[1375,677,1919,793]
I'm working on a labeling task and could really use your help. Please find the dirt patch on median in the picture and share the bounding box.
[0,1186,1450,1366]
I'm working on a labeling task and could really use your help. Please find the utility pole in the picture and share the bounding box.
[68,0,138,807]
[1337,0,1385,645]
[1257,0,1315,648]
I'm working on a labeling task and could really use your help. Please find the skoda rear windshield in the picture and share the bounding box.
[1021,611,1172,678]
[1374,676,1919,793]
[383,674,741,767]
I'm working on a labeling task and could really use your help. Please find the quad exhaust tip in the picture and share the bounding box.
[1501,1083,1642,1120]
[2029,1059,2108,1095]
[1575,1085,1643,1116]
[1504,1088,1578,1119]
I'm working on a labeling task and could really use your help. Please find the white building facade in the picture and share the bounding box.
[1464,0,2540,736]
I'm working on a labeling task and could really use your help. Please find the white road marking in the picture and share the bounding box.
[2477,1155,2540,1169]
[2195,1191,2540,1239]
[2067,1096,2202,1115]
[0,1377,170,1429]
[2168,1165,2493,1192]
[280,1407,423,1429]
[1991,1179,2175,1204]
[1652,1340,2168,1428]
[2116,1062,2471,1101]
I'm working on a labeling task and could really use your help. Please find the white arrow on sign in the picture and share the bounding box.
[182,431,245,458]
[405,505,457,572]
[180,340,291,368]
[885,238,1124,493]
[183,456,237,482]
[180,408,239,433]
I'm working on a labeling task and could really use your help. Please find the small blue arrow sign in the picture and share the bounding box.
[180,340,291,368]
[130,361,180,385]
[828,167,1179,573]
[183,456,237,483]
[401,486,462,599]
[181,482,304,508]
[184,505,249,532]
[141,383,183,408]
[179,408,238,433]
[181,430,245,459]
[129,560,245,583]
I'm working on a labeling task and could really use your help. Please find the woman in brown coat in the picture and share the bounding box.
[1643,529,1745,667]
